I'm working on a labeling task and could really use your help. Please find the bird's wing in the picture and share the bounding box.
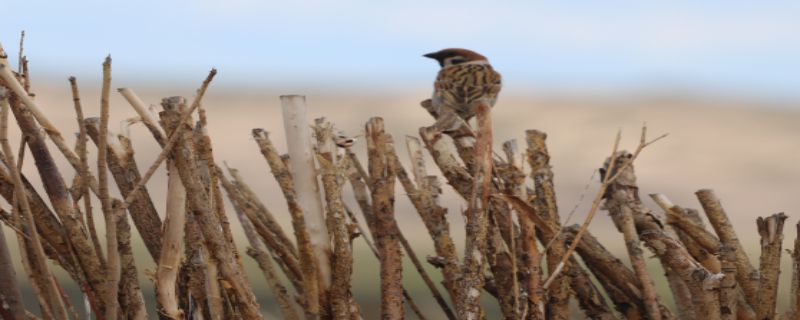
[433,64,502,108]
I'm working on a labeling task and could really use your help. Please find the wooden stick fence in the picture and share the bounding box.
[0,40,799,320]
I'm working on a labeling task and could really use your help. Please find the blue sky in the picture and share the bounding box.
[3,1,799,99]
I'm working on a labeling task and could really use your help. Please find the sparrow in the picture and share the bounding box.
[423,48,502,125]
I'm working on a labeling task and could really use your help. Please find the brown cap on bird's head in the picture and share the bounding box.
[423,48,488,67]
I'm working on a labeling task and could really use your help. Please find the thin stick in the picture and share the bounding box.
[69,76,104,266]
[17,31,25,74]
[97,56,119,320]
[616,187,661,320]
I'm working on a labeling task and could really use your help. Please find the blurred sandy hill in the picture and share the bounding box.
[22,83,800,253]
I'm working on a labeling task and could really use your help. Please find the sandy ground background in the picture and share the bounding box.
[4,82,799,318]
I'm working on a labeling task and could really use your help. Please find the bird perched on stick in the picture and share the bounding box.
[423,48,502,132]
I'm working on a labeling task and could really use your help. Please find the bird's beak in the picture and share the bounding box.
[423,52,439,59]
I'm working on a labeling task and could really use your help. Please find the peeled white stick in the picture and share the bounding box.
[0,59,59,134]
[281,95,332,289]
[118,88,165,138]
[155,162,187,319]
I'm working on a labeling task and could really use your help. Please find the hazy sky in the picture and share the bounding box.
[3,1,799,98]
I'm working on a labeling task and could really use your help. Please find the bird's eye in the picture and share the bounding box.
[450,57,467,65]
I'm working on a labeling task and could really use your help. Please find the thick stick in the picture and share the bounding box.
[251,128,320,318]
[696,189,759,307]
[525,130,570,320]
[614,190,661,320]
[85,119,162,260]
[754,213,786,320]
[718,244,738,320]
[344,152,433,320]
[460,104,492,320]
[789,221,800,320]
[114,198,147,320]
[366,118,404,320]
[313,120,354,319]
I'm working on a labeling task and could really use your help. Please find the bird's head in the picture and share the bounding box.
[423,48,488,68]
